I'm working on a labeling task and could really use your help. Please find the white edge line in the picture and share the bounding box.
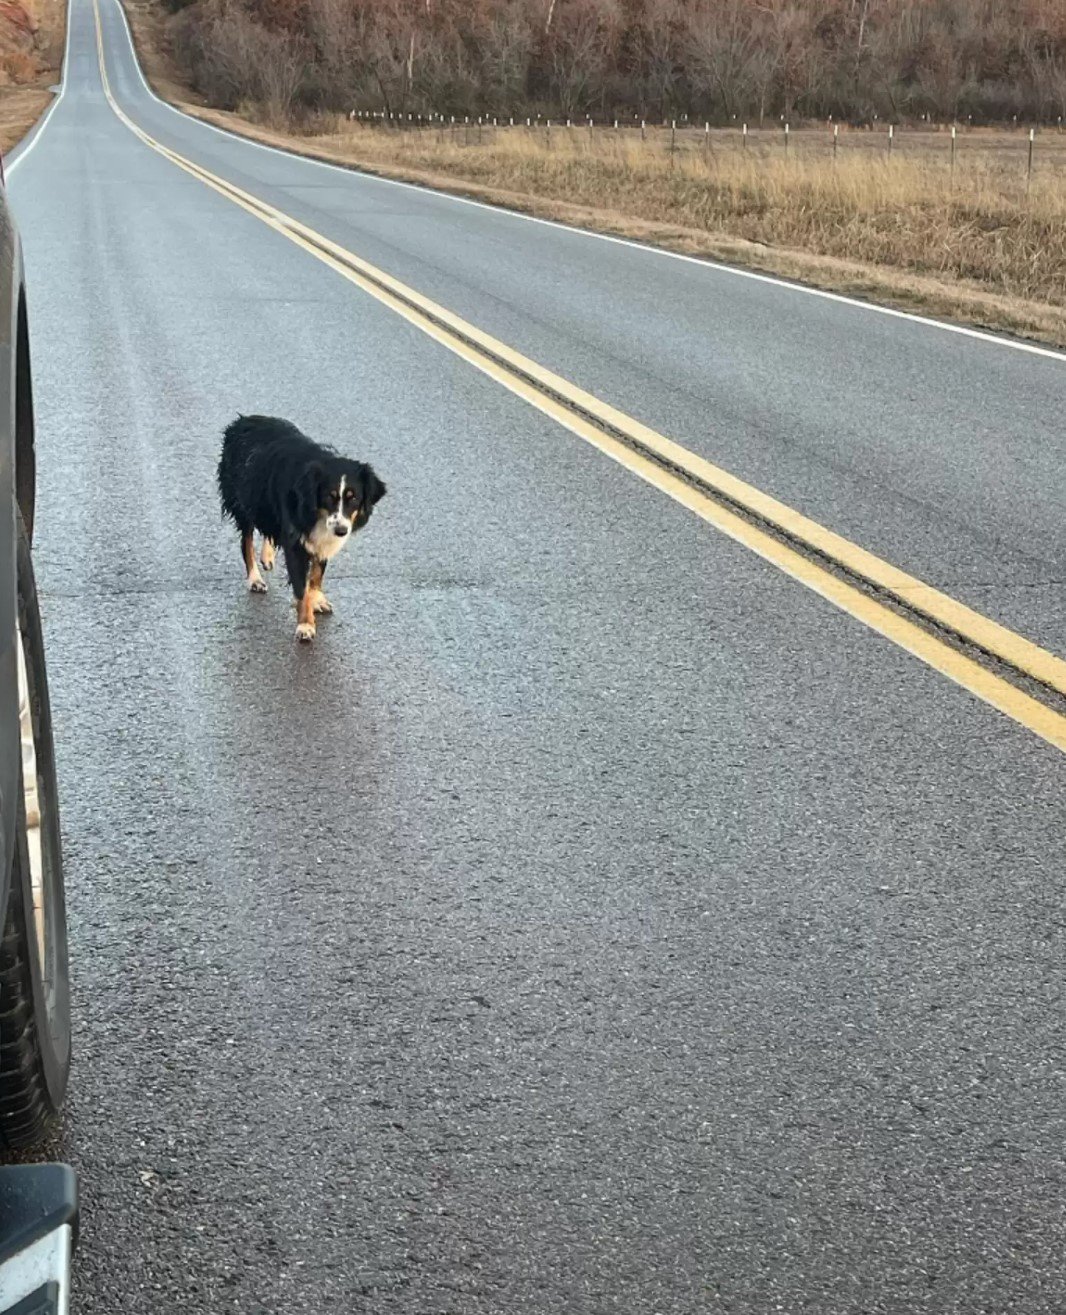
[6,0,72,174]
[102,0,1066,368]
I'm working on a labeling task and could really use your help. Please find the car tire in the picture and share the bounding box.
[0,510,70,1148]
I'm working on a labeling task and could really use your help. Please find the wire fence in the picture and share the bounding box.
[345,109,1066,197]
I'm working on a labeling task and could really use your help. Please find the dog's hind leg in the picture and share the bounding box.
[242,530,267,593]
[260,538,276,572]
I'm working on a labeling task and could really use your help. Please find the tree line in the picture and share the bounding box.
[163,0,1066,127]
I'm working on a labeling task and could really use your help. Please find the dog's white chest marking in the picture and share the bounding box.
[302,477,354,563]
[303,522,352,561]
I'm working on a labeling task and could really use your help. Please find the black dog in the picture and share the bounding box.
[218,415,386,642]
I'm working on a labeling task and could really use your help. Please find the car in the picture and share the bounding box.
[0,147,77,1311]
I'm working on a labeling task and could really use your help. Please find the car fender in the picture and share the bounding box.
[0,195,26,928]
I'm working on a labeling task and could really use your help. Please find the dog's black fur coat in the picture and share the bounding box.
[218,415,386,632]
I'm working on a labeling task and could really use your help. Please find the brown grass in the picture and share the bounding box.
[304,124,1066,302]
[0,0,66,154]
[0,85,49,152]
[123,0,1066,348]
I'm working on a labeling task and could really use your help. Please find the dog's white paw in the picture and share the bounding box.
[295,622,316,643]
[260,541,276,571]
[247,575,267,594]
[311,592,333,615]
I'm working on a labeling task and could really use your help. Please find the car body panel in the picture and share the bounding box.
[0,182,29,934]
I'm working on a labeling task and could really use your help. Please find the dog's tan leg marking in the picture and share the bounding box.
[260,538,276,572]
[295,589,316,642]
[307,559,333,615]
[243,533,267,593]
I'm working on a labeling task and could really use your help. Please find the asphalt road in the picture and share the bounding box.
[6,0,1066,1310]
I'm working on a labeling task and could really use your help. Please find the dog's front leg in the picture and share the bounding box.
[284,542,317,642]
[308,559,333,615]
[295,592,316,641]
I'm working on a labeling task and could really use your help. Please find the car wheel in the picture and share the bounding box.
[0,510,70,1148]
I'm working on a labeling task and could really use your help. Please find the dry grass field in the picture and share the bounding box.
[322,118,1066,305]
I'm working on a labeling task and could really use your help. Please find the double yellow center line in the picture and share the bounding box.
[94,0,1066,754]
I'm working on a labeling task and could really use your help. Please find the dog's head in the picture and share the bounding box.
[291,458,387,548]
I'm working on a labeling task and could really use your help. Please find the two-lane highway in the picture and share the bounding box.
[8,0,1066,1309]
[87,0,1066,659]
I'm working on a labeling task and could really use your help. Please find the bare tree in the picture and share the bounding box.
[546,0,621,116]
[477,2,534,109]
[685,0,759,121]
[634,0,683,119]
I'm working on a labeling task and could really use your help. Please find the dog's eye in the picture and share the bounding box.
[343,488,356,501]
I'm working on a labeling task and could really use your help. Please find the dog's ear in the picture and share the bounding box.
[288,462,324,532]
[364,466,386,507]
